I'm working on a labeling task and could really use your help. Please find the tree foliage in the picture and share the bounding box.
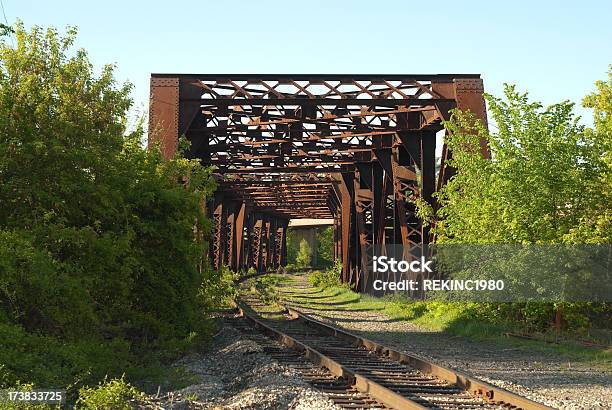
[0,22,219,389]
[431,76,611,332]
[295,239,312,268]
[575,65,612,243]
[436,83,610,244]
[316,226,333,268]
[286,228,299,265]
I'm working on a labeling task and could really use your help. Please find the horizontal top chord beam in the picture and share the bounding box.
[150,73,485,219]
[152,73,481,81]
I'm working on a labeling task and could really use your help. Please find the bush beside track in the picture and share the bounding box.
[0,23,235,407]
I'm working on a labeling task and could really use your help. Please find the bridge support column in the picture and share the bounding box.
[210,196,225,271]
[333,215,341,262]
[354,161,374,293]
[232,202,248,272]
[262,218,271,272]
[266,218,277,271]
[148,77,203,160]
[274,222,285,269]
[224,202,236,269]
[249,215,264,273]
[337,173,355,286]
[433,78,489,188]
[280,221,288,266]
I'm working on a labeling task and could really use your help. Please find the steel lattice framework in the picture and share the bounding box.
[149,74,488,291]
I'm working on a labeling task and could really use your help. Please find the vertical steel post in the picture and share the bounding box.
[337,174,353,285]
[262,218,271,272]
[149,77,179,159]
[211,197,225,271]
[233,202,247,272]
[279,220,288,267]
[252,216,264,272]
[353,161,374,292]
[224,202,236,269]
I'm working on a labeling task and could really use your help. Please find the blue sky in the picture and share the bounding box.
[5,1,612,125]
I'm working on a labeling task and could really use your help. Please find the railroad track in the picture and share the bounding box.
[237,295,553,410]
[230,316,389,409]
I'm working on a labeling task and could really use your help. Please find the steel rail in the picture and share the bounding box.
[284,306,553,410]
[228,315,388,409]
[238,305,429,410]
[237,298,554,410]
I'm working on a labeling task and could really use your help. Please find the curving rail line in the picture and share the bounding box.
[237,296,554,410]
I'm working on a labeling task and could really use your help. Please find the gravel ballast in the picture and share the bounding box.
[278,276,611,410]
[146,320,340,409]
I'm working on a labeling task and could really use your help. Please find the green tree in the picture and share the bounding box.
[295,239,312,268]
[316,226,334,268]
[286,228,299,264]
[436,84,609,244]
[0,22,219,389]
[431,79,611,332]
[568,65,612,243]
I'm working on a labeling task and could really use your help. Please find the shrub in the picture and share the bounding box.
[316,226,333,268]
[0,321,132,391]
[199,265,237,311]
[77,377,145,410]
[0,22,221,396]
[295,239,312,268]
[309,260,343,289]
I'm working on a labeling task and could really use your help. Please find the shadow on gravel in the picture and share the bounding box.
[277,289,324,296]
[323,316,403,324]
[292,306,386,313]
[290,298,360,306]
[282,291,343,300]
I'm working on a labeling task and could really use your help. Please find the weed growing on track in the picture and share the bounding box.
[309,260,347,289]
[247,275,286,305]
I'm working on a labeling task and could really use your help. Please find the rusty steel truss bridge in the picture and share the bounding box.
[148,74,488,292]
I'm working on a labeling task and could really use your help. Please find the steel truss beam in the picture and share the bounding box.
[149,74,488,281]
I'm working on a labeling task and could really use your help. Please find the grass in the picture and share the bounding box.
[274,272,612,370]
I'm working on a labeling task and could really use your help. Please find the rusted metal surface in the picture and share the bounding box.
[285,306,553,410]
[230,315,389,409]
[148,77,179,158]
[236,297,553,410]
[238,305,427,409]
[148,74,488,277]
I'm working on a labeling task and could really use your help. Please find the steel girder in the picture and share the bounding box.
[149,74,487,279]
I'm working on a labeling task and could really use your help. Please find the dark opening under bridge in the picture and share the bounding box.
[148,74,488,292]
